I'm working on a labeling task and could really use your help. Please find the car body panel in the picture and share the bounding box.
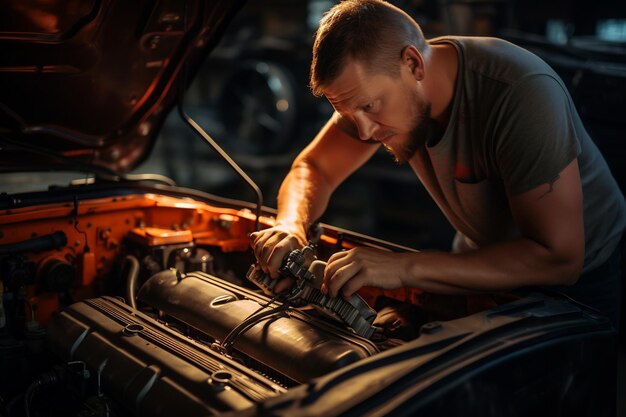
[0,0,244,173]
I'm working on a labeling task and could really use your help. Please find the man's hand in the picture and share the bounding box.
[322,247,406,298]
[249,226,306,293]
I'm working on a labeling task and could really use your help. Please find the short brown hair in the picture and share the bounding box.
[310,0,428,97]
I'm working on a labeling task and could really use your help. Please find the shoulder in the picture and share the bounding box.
[432,36,559,86]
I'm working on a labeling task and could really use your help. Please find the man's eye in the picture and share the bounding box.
[363,101,380,113]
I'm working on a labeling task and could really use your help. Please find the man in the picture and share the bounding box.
[250,0,625,325]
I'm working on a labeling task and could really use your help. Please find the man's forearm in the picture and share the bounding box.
[252,117,378,280]
[403,237,583,294]
[275,162,334,243]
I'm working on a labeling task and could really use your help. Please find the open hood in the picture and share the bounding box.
[0,0,244,175]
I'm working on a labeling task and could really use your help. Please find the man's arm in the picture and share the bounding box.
[250,115,379,281]
[323,159,584,297]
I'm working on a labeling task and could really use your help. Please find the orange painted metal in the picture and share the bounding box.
[129,227,193,246]
[2,192,429,326]
[0,194,263,325]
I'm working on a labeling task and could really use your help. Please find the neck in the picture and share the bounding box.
[423,43,458,126]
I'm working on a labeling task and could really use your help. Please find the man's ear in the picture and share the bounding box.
[401,45,425,81]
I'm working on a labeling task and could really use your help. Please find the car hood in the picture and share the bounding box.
[0,0,244,175]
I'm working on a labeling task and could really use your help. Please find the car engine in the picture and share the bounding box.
[0,190,471,416]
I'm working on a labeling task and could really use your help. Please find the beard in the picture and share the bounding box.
[383,101,441,165]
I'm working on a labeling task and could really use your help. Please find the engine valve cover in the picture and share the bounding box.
[137,269,379,383]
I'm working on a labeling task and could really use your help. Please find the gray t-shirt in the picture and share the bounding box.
[339,36,626,273]
[416,36,625,273]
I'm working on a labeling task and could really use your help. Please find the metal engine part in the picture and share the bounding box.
[137,269,379,384]
[298,260,378,339]
[246,247,379,339]
[47,296,284,417]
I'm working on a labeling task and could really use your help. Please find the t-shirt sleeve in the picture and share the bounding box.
[493,74,582,195]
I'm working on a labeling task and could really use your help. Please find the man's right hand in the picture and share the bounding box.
[249,226,306,293]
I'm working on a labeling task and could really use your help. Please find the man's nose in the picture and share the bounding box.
[354,114,378,141]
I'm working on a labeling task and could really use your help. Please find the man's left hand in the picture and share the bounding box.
[322,247,406,297]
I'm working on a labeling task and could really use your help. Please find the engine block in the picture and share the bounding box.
[47,296,284,416]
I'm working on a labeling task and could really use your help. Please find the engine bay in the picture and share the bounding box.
[0,190,503,416]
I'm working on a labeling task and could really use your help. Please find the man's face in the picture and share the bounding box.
[323,58,433,164]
